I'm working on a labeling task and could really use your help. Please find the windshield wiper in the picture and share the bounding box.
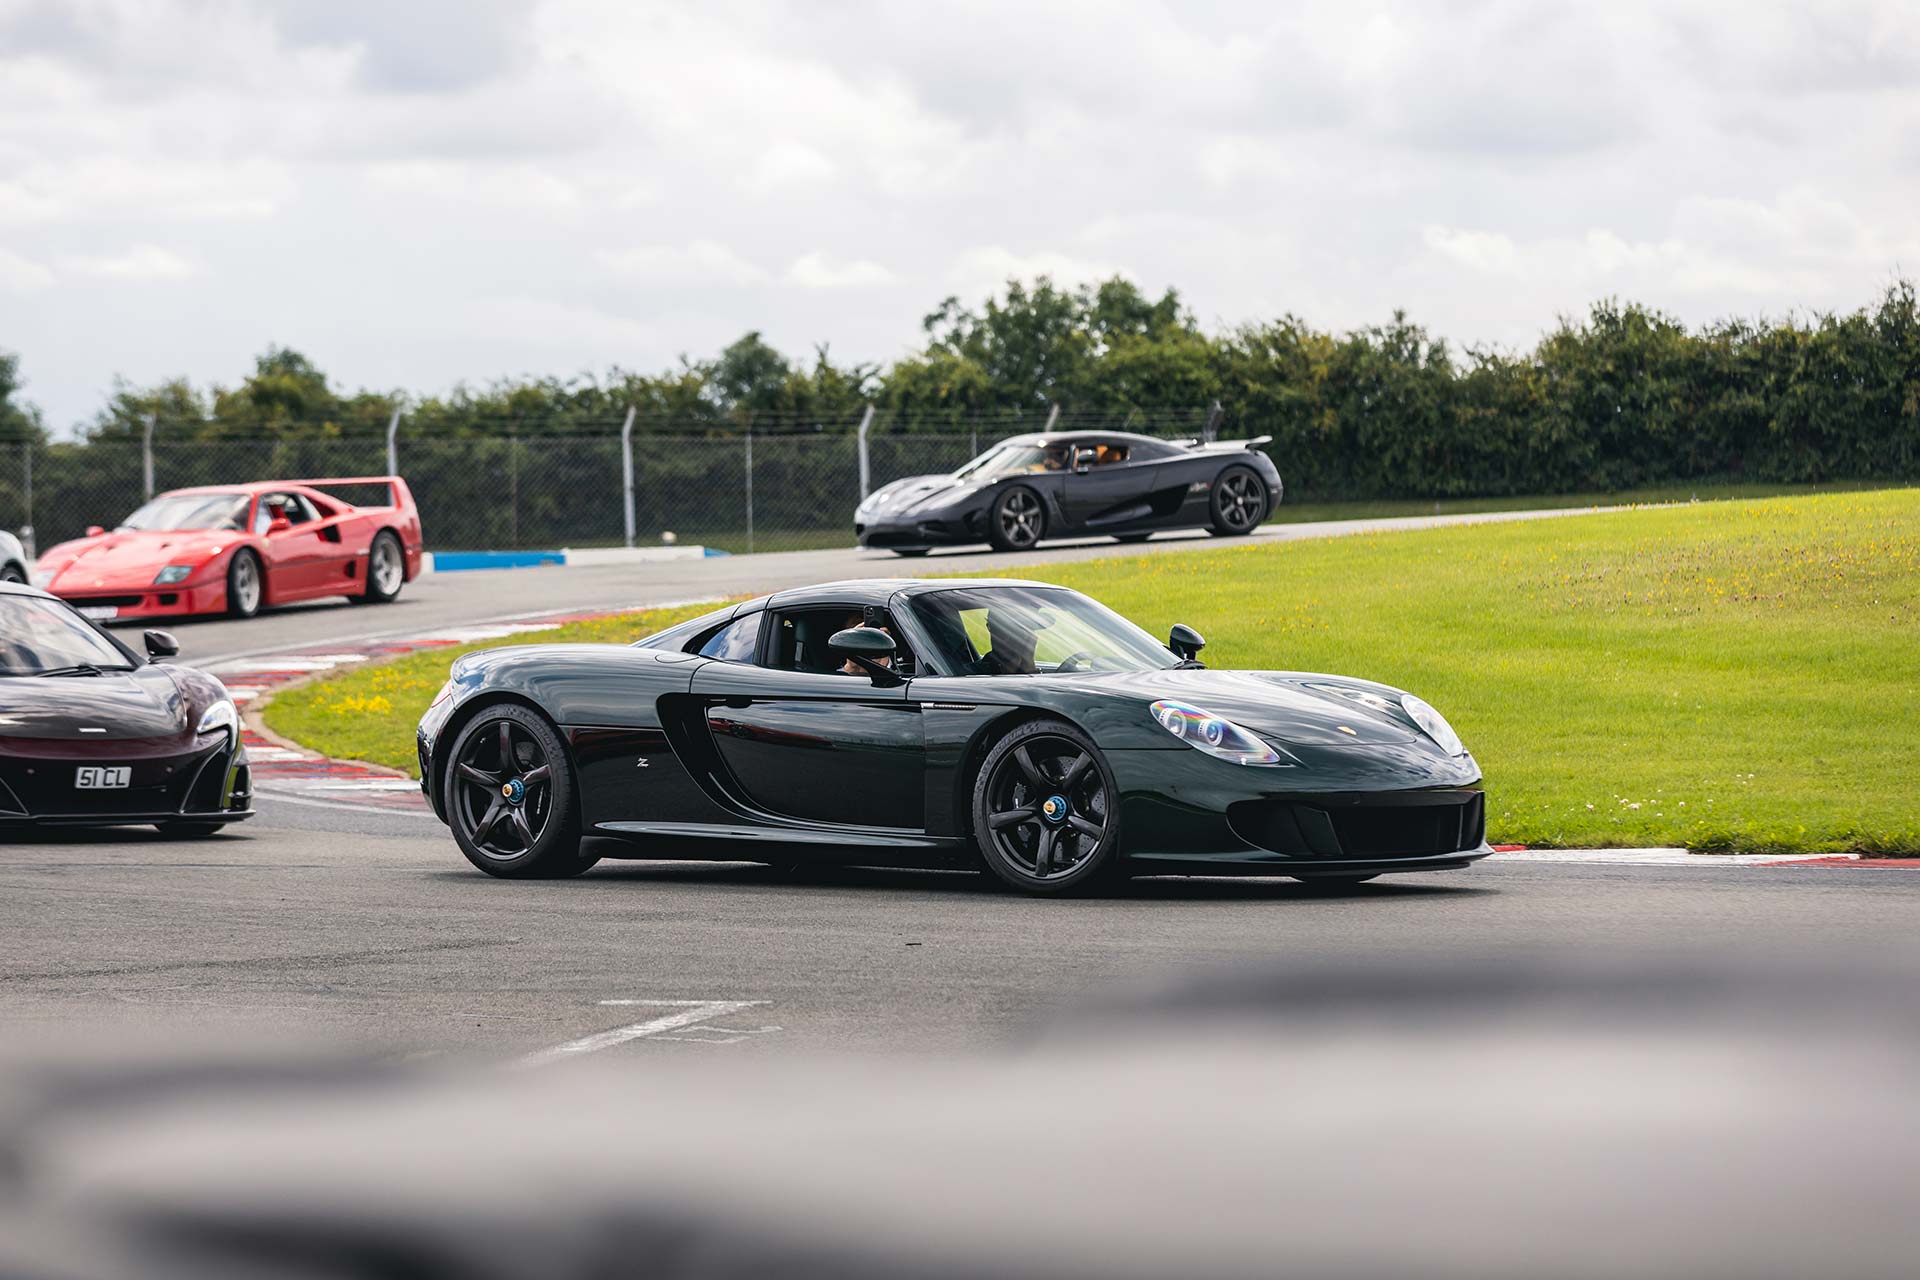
[35,663,117,677]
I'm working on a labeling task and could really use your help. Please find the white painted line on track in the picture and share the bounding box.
[300,777,426,792]
[253,787,439,817]
[1491,849,1855,866]
[518,999,768,1067]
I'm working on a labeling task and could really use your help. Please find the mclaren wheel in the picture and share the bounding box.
[988,486,1046,552]
[445,704,597,879]
[360,530,406,603]
[226,549,264,619]
[1207,466,1268,536]
[970,719,1119,895]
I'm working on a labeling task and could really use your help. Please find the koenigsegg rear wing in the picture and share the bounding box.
[1177,435,1273,452]
[288,476,417,512]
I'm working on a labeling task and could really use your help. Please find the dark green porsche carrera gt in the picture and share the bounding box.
[417,579,1489,894]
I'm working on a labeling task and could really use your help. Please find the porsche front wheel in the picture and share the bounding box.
[1207,466,1268,536]
[227,549,263,618]
[445,704,596,879]
[970,719,1119,894]
[988,486,1046,552]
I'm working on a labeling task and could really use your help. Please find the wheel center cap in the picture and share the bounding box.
[501,778,526,806]
[1041,795,1069,823]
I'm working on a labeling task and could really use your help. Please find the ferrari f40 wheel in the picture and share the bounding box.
[1207,465,1268,536]
[226,549,263,618]
[987,486,1047,552]
[445,704,596,878]
[970,719,1120,894]
[362,530,405,603]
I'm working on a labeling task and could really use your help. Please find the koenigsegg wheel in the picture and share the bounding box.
[988,486,1047,552]
[0,563,25,584]
[153,821,226,839]
[445,704,597,879]
[360,530,405,603]
[226,549,263,618]
[1207,466,1268,536]
[971,719,1119,894]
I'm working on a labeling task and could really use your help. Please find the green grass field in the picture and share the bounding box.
[264,489,1920,854]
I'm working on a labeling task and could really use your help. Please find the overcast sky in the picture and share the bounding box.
[3,0,1917,430]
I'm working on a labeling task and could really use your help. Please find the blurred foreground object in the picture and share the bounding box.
[0,950,1915,1279]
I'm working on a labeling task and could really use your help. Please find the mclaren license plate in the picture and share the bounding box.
[75,766,131,789]
[78,605,119,620]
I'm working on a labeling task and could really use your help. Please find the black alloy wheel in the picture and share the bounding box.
[971,719,1118,894]
[1207,466,1267,536]
[988,486,1046,552]
[226,549,264,618]
[445,704,595,878]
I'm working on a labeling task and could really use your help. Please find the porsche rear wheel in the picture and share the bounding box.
[227,549,263,618]
[362,530,405,603]
[971,719,1119,894]
[445,704,597,879]
[1207,466,1268,536]
[988,486,1046,552]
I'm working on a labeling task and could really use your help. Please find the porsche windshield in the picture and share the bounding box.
[908,586,1179,676]
[0,596,135,675]
[118,492,249,532]
[952,442,1070,481]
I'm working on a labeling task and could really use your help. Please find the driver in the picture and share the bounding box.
[970,608,1039,676]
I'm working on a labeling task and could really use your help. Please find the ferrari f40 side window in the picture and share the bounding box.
[696,614,761,663]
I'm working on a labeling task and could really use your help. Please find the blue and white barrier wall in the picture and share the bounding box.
[424,545,729,574]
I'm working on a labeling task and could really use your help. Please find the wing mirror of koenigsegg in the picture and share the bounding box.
[1168,623,1206,663]
[143,629,180,661]
[1073,446,1097,474]
[830,626,902,687]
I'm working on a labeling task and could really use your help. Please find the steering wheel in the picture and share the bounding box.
[1053,650,1096,673]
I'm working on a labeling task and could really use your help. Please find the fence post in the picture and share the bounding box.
[744,427,754,555]
[855,403,874,499]
[385,409,401,476]
[509,435,519,549]
[1204,399,1223,442]
[20,441,33,561]
[142,414,155,500]
[1042,403,1060,434]
[620,405,637,548]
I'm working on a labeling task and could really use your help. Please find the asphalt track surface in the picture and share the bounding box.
[9,506,1916,1063]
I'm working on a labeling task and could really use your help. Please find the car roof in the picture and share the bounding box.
[0,578,56,600]
[991,430,1181,448]
[759,578,1078,610]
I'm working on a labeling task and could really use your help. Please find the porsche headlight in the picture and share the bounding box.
[153,564,194,585]
[196,699,238,742]
[1400,693,1465,756]
[1150,699,1284,766]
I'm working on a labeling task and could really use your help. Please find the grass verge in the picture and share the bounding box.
[264,488,1920,854]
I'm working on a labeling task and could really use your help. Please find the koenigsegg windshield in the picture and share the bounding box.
[909,586,1179,676]
[118,492,249,532]
[0,596,136,675]
[952,442,1071,481]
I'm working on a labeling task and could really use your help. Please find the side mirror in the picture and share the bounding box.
[86,525,105,537]
[829,626,901,686]
[266,510,292,535]
[1169,624,1206,662]
[143,629,180,661]
[1073,448,1096,474]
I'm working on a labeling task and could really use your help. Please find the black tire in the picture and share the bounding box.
[1114,533,1152,544]
[0,562,25,584]
[153,821,226,839]
[970,719,1120,895]
[890,548,931,558]
[1289,875,1379,890]
[444,703,597,879]
[226,549,264,618]
[361,530,405,603]
[986,486,1046,552]
[1207,466,1268,536]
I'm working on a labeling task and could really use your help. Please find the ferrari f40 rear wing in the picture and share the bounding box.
[288,476,418,512]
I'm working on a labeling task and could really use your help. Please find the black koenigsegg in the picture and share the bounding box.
[854,430,1282,554]
[0,581,253,834]
[416,579,1488,894]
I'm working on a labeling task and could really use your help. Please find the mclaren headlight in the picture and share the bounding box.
[153,564,194,585]
[1400,693,1465,756]
[1150,699,1285,766]
[196,698,238,744]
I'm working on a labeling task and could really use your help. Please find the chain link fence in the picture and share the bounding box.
[0,410,1181,557]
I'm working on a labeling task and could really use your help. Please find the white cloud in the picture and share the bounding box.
[597,240,769,287]
[787,252,896,289]
[61,244,196,281]
[0,248,54,292]
[947,247,1121,297]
